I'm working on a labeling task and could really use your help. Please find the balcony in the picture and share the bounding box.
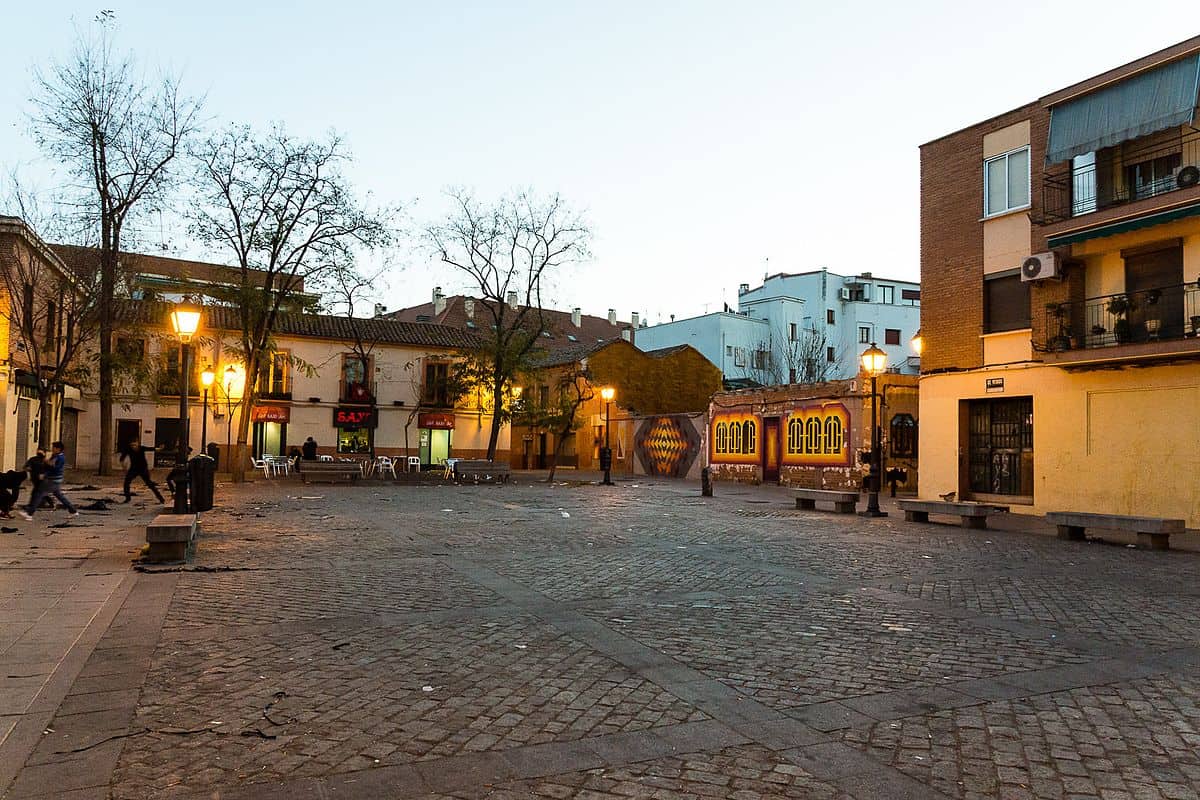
[1041,126,1200,225]
[258,379,293,401]
[340,381,375,405]
[1042,282,1200,366]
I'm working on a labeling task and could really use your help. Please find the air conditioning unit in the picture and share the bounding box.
[838,288,851,301]
[1020,252,1060,282]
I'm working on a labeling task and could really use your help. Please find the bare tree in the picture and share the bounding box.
[427,189,591,460]
[0,191,102,452]
[28,26,201,474]
[538,367,595,483]
[191,125,392,481]
[745,337,783,386]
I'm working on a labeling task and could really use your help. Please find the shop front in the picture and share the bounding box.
[251,405,291,457]
[334,406,376,455]
[418,411,454,466]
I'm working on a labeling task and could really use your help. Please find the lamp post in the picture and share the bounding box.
[200,367,215,454]
[168,302,202,513]
[599,386,615,486]
[859,342,888,518]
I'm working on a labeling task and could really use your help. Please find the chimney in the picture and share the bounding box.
[464,298,474,319]
[373,303,387,318]
[631,311,639,328]
[571,307,581,327]
[621,329,631,342]
[506,290,518,308]
[607,308,617,326]
[433,286,446,315]
[738,283,750,295]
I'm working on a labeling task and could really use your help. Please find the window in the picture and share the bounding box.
[826,346,835,363]
[787,418,802,452]
[734,348,746,367]
[538,384,550,409]
[879,286,894,304]
[715,422,728,453]
[423,361,451,407]
[890,413,918,458]
[848,286,866,302]
[116,337,145,362]
[742,420,756,454]
[805,418,821,454]
[984,146,1030,216]
[984,274,1031,333]
[884,328,901,345]
[858,326,871,344]
[260,351,290,398]
[823,416,843,454]
[788,367,797,384]
[753,350,770,370]
[901,289,921,305]
[337,427,372,454]
[726,345,733,356]
[342,354,373,403]
[789,323,797,341]
[729,421,742,453]
[826,309,835,325]
[157,345,200,397]
[1128,153,1182,201]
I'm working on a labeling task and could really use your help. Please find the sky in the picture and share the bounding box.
[1,2,1197,324]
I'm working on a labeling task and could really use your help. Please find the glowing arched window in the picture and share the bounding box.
[824,415,843,454]
[743,420,756,454]
[787,418,802,453]
[715,422,728,453]
[730,421,742,454]
[805,418,822,454]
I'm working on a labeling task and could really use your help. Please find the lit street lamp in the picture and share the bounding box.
[859,342,888,518]
[200,366,215,455]
[600,386,615,486]
[168,302,202,513]
[910,329,923,359]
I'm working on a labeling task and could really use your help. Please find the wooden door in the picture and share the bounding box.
[763,417,781,483]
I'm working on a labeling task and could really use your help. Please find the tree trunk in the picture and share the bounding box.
[230,353,259,483]
[545,423,573,483]
[486,378,504,461]
[37,389,54,450]
[96,224,116,475]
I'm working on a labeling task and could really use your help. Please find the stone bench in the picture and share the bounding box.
[795,489,858,514]
[1046,511,1187,551]
[454,460,511,484]
[298,462,362,484]
[898,500,1003,530]
[146,513,199,563]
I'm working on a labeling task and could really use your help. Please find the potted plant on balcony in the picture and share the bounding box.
[1106,295,1136,343]
[1046,302,1072,351]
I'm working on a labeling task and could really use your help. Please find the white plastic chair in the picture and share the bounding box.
[376,456,396,479]
[250,455,272,478]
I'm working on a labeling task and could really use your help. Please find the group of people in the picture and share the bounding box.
[0,441,78,520]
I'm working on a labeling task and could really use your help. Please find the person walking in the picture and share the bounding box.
[119,437,165,504]
[18,442,77,520]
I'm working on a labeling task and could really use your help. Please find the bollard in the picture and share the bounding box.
[701,466,713,497]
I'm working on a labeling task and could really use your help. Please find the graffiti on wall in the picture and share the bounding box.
[783,403,851,467]
[634,415,701,478]
[709,412,759,465]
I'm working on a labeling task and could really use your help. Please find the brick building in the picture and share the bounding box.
[919,36,1200,525]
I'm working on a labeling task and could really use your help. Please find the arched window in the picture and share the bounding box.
[787,418,802,453]
[715,422,728,454]
[890,413,918,458]
[805,418,822,455]
[824,415,843,455]
[743,420,756,454]
[730,421,742,454]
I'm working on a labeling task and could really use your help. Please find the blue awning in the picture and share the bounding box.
[1046,54,1200,165]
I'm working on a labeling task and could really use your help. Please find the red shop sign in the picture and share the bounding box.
[418,412,455,430]
[332,407,378,428]
[251,405,291,423]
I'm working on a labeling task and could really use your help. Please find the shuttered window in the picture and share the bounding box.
[984,274,1031,333]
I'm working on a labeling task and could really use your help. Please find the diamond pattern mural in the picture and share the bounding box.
[634,415,702,478]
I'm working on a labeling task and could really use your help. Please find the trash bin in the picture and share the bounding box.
[189,454,217,512]
[599,447,613,472]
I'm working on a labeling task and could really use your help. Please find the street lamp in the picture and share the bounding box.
[859,342,888,518]
[168,301,202,513]
[200,366,215,455]
[910,329,923,358]
[599,386,615,486]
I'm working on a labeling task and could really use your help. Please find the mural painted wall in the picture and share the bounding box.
[633,415,702,478]
[709,412,759,465]
[783,403,851,467]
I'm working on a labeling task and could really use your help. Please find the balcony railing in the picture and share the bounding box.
[258,379,293,401]
[1043,282,1200,352]
[1041,126,1200,224]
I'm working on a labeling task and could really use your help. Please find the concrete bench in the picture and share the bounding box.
[454,460,511,484]
[1046,511,1187,551]
[898,500,1002,530]
[146,513,199,562]
[298,461,362,484]
[795,489,858,514]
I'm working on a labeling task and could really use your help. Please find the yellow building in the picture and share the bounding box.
[919,37,1200,526]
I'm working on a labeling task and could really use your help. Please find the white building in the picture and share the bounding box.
[635,269,921,384]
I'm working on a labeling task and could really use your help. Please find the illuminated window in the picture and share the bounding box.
[743,420,756,454]
[730,421,743,453]
[824,416,843,454]
[805,418,821,454]
[787,418,802,453]
[715,422,728,453]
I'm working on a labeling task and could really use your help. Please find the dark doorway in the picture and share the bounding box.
[154,418,183,469]
[537,432,548,469]
[60,409,79,468]
[967,397,1033,501]
[762,417,781,483]
[1125,244,1184,340]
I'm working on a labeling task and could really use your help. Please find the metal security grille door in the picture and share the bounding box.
[968,397,1033,498]
[15,400,30,466]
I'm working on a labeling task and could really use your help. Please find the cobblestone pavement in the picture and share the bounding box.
[4,477,1200,799]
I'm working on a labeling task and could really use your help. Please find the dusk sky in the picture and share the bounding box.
[1,2,1195,323]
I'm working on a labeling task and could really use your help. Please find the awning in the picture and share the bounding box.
[1046,201,1200,248]
[1045,54,1200,164]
